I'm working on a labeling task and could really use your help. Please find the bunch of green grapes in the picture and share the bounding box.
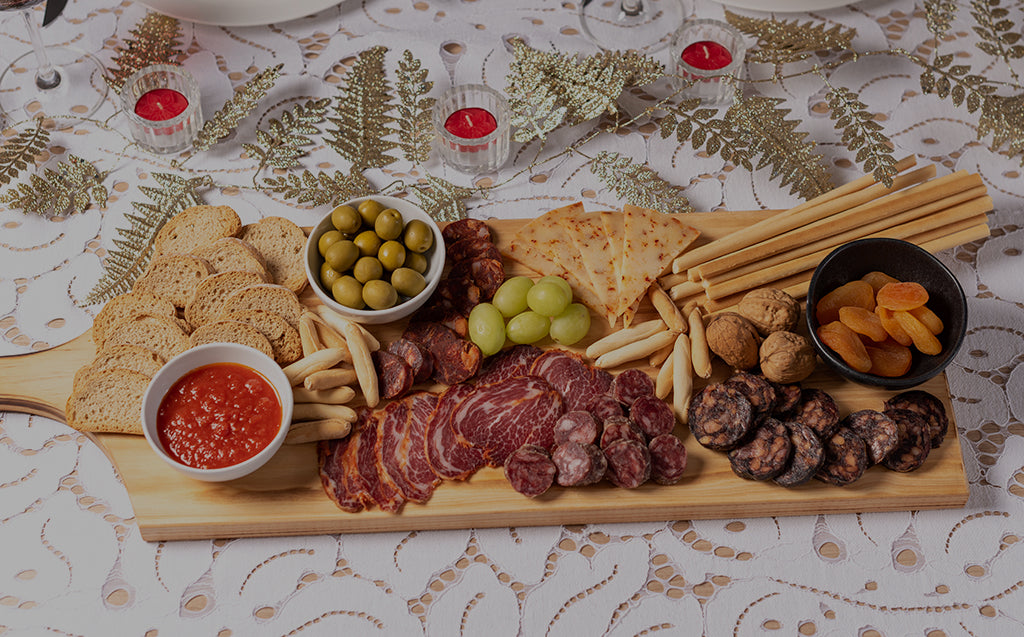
[468,275,591,356]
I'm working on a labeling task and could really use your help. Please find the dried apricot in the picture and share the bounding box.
[816,280,876,325]
[818,320,872,373]
[894,310,943,355]
[876,306,914,346]
[839,306,889,342]
[861,271,900,294]
[876,281,929,311]
[909,305,944,335]
[865,339,913,377]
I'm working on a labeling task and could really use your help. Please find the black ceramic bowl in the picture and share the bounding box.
[806,238,967,390]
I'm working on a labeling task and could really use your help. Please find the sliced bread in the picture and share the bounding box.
[239,217,307,293]
[184,270,267,328]
[189,320,275,358]
[220,309,302,364]
[72,344,165,394]
[104,314,191,362]
[92,291,177,350]
[133,254,214,308]
[66,368,150,435]
[192,237,270,280]
[218,283,303,330]
[154,205,241,258]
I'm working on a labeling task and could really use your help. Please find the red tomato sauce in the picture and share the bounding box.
[157,363,282,470]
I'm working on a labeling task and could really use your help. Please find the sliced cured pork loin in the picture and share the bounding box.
[356,410,407,513]
[379,392,440,503]
[318,410,373,513]
[424,383,486,480]
[529,349,613,413]
[476,344,543,386]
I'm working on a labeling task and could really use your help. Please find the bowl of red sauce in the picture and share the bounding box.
[141,343,294,482]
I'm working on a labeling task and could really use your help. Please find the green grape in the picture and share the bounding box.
[506,311,550,344]
[492,276,534,318]
[537,275,572,300]
[549,303,591,345]
[468,303,506,356]
[526,281,570,317]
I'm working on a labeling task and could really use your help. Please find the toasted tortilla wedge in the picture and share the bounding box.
[617,204,700,318]
[559,211,620,326]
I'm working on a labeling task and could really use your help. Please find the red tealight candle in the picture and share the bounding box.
[134,88,190,122]
[444,107,498,139]
[681,40,733,71]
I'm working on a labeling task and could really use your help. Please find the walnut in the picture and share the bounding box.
[706,312,761,370]
[738,288,801,336]
[759,331,817,384]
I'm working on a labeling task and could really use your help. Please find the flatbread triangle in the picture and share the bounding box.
[558,211,620,326]
[616,204,700,318]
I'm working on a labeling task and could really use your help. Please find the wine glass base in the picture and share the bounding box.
[0,46,109,121]
[579,0,684,53]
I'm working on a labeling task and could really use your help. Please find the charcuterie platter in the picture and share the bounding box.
[0,210,969,541]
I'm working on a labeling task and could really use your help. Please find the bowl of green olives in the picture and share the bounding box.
[304,195,445,324]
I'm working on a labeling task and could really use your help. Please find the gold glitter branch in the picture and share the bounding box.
[244,97,331,173]
[0,156,107,216]
[969,0,1023,84]
[924,0,958,42]
[659,98,753,170]
[0,119,48,186]
[725,10,855,66]
[105,13,184,93]
[824,85,898,186]
[394,50,436,166]
[324,46,398,171]
[589,151,693,214]
[262,169,372,207]
[192,64,284,153]
[409,174,472,223]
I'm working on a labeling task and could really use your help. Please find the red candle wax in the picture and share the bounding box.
[681,40,733,71]
[134,88,190,122]
[444,107,498,139]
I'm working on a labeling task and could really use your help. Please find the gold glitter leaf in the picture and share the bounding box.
[978,93,1024,165]
[725,10,855,65]
[970,0,1023,84]
[0,118,48,186]
[659,98,753,170]
[324,46,398,170]
[589,151,693,214]
[409,174,473,223]
[262,169,372,207]
[0,155,107,216]
[244,97,330,172]
[394,50,436,166]
[105,13,184,93]
[825,85,897,186]
[924,0,958,41]
[192,64,284,153]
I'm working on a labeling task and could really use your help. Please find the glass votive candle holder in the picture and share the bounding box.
[433,84,510,173]
[669,19,747,106]
[120,64,203,154]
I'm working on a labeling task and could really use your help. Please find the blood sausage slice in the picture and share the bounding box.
[529,349,613,413]
[379,392,440,503]
[687,384,754,451]
[504,444,557,497]
[476,344,544,386]
[772,421,825,487]
[790,388,840,440]
[727,418,792,481]
[424,383,485,480]
[815,426,869,486]
[356,411,406,512]
[724,371,777,423]
[884,390,949,448]
[842,409,899,465]
[881,408,932,472]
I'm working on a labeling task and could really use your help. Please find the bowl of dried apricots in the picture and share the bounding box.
[806,238,967,389]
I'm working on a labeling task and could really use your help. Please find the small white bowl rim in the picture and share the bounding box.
[141,343,294,482]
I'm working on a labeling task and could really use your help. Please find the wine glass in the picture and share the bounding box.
[578,0,685,54]
[0,0,108,121]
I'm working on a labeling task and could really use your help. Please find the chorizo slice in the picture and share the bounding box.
[443,219,492,246]
[446,237,501,264]
[449,257,505,300]
[687,384,755,451]
[815,426,869,486]
[372,349,414,400]
[727,418,792,481]
[386,338,433,384]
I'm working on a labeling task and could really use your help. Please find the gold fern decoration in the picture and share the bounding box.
[262,169,372,207]
[725,10,856,65]
[394,50,436,166]
[924,0,958,42]
[589,151,693,214]
[917,53,995,113]
[104,12,183,93]
[409,174,473,223]
[659,98,753,170]
[244,97,331,173]
[824,85,898,187]
[0,118,48,186]
[0,156,108,216]
[324,46,398,170]
[969,0,1023,84]
[978,93,1024,165]
[192,64,284,153]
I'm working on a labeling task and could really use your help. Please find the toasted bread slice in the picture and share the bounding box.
[66,368,150,435]
[133,254,214,308]
[154,205,241,258]
[218,283,303,330]
[92,291,177,350]
[239,217,307,293]
[189,320,275,358]
[72,344,165,394]
[220,309,302,364]
[104,314,190,362]
[192,237,270,280]
[184,271,267,328]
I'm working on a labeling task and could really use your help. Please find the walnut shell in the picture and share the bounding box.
[706,312,761,370]
[759,331,817,384]
[738,288,801,336]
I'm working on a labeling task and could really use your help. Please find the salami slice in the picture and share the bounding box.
[424,383,486,480]
[553,411,601,446]
[552,441,607,486]
[629,394,676,439]
[504,444,557,497]
[529,349,613,413]
[476,344,543,386]
[604,439,651,488]
[687,384,755,451]
[611,368,656,406]
[842,409,899,465]
[587,393,624,422]
[815,426,869,486]
[727,418,792,481]
[772,421,825,487]
[648,434,688,485]
[443,219,492,246]
[449,257,505,300]
[387,338,433,384]
[790,388,840,440]
[881,408,932,472]
[372,349,414,400]
[403,321,481,385]
[884,390,949,448]
[724,371,777,422]
[600,415,646,448]
[771,382,803,417]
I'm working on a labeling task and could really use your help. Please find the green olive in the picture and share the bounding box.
[323,240,359,272]
[374,209,404,241]
[391,267,427,298]
[320,263,343,290]
[404,251,428,274]
[353,230,382,258]
[403,219,434,253]
[362,279,398,310]
[352,256,383,283]
[330,205,362,234]
[331,276,365,309]
[318,229,343,256]
[378,240,406,271]
[357,199,385,226]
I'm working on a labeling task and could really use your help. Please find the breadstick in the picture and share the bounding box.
[292,403,358,422]
[341,320,379,408]
[648,284,687,332]
[655,353,673,400]
[585,319,665,359]
[306,312,350,350]
[285,419,352,445]
[314,305,380,351]
[282,348,350,386]
[299,313,323,357]
[672,332,693,423]
[649,342,674,367]
[595,329,677,369]
[668,279,705,302]
[688,306,712,379]
[292,385,356,404]
[303,368,358,391]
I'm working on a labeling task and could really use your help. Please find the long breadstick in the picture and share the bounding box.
[292,385,356,404]
[595,329,677,369]
[667,279,705,302]
[298,313,323,357]
[303,368,358,391]
[688,306,712,379]
[672,332,693,423]
[341,320,379,408]
[306,312,350,350]
[313,305,380,351]
[648,284,687,332]
[282,348,349,386]
[292,403,358,422]
[285,419,352,445]
[585,319,665,359]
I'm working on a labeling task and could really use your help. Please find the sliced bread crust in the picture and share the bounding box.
[92,291,177,350]
[133,254,214,308]
[184,270,266,328]
[103,314,191,362]
[72,344,165,394]
[154,205,241,257]
[218,283,303,330]
[220,309,302,364]
[192,237,270,280]
[189,320,275,358]
[239,217,307,293]
[66,368,151,435]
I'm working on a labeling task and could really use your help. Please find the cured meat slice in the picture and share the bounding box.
[424,383,485,480]
[724,371,777,423]
[687,384,754,451]
[884,390,949,448]
[379,392,440,503]
[504,444,557,497]
[403,321,481,385]
[410,304,469,338]
[815,426,869,486]
[318,412,372,512]
[790,388,840,440]
[355,411,406,512]
[529,349,613,413]
[447,238,501,264]
[449,258,505,300]
[436,278,482,316]
[443,218,492,246]
[771,382,803,417]
[372,349,414,400]
[611,368,655,406]
[552,441,607,486]
[451,375,565,466]
[599,415,645,449]
[648,434,687,485]
[727,418,792,481]
[553,411,600,446]
[842,409,899,465]
[387,338,433,384]
[629,394,676,438]
[772,421,825,487]
[604,439,651,488]
[881,408,932,472]
[476,344,543,386]
[587,393,623,422]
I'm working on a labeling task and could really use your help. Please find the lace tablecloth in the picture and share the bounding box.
[2,0,1023,634]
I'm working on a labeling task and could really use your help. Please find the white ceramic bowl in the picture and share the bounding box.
[141,343,294,482]
[137,0,344,26]
[305,195,445,325]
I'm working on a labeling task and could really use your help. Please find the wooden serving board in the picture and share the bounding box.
[0,211,969,541]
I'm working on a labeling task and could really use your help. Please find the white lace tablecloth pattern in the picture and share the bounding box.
[1,0,1023,635]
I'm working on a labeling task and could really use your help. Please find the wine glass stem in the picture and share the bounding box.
[621,0,643,17]
[21,9,61,91]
